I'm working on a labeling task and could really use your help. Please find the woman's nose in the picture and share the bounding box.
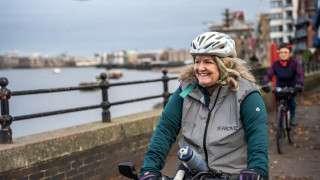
[198,62,206,70]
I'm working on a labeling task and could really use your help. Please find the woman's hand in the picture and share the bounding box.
[139,172,161,180]
[239,169,263,180]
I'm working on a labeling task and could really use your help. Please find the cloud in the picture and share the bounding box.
[0,0,269,56]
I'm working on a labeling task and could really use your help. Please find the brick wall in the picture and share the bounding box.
[0,132,166,180]
[0,109,180,180]
[0,109,165,180]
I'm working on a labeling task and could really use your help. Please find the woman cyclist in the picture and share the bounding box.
[139,32,269,180]
[262,43,305,126]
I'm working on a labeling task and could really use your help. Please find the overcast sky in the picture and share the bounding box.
[0,0,270,57]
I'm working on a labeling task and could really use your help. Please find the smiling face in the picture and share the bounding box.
[278,48,291,61]
[194,55,220,87]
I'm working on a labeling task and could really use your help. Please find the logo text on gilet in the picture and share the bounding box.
[217,126,239,131]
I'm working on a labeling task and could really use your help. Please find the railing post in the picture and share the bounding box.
[99,73,111,122]
[162,69,170,108]
[312,62,315,72]
[0,77,13,144]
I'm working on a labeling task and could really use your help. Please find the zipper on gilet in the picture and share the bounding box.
[203,86,222,164]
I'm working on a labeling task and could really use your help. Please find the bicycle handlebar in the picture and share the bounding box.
[269,86,297,100]
[118,162,240,180]
[270,86,296,93]
[159,174,239,180]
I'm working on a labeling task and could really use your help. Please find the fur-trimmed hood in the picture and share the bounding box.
[178,64,197,84]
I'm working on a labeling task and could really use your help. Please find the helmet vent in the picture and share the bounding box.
[207,34,216,40]
[192,42,196,49]
[204,42,214,49]
[205,41,218,49]
[220,46,225,49]
[199,36,205,45]
[216,36,223,40]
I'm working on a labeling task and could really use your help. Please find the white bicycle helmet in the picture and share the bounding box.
[190,32,237,58]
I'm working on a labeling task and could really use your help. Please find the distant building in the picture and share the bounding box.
[94,53,108,65]
[47,57,65,67]
[2,50,20,68]
[106,51,128,65]
[113,51,126,64]
[292,0,317,62]
[125,49,138,64]
[0,56,4,67]
[270,0,298,43]
[165,48,192,62]
[312,0,320,59]
[255,14,271,67]
[136,49,164,64]
[29,54,45,68]
[18,57,30,68]
[74,57,100,66]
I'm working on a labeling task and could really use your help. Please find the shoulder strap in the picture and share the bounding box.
[179,82,198,98]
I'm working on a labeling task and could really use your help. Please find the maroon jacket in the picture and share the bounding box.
[263,58,305,87]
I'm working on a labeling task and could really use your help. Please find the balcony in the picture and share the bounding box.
[286,16,294,21]
[285,3,293,7]
[296,42,308,51]
[286,29,294,33]
[295,29,308,39]
[312,34,320,47]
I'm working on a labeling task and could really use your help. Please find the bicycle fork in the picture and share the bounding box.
[276,105,287,139]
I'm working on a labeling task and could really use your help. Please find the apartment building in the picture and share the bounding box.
[255,14,271,67]
[312,0,320,59]
[292,0,316,61]
[270,0,299,43]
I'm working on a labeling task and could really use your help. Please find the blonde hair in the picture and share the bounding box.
[215,56,256,91]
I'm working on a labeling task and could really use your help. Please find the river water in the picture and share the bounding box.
[0,67,180,138]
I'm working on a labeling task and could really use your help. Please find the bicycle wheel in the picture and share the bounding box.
[286,113,294,144]
[276,109,286,154]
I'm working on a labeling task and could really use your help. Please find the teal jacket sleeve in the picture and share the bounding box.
[240,92,269,179]
[140,88,183,175]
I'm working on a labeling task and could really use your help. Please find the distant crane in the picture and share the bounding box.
[223,8,231,27]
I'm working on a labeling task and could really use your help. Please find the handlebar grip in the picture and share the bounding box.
[173,170,185,180]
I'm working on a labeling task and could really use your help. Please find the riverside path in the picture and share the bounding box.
[160,85,320,180]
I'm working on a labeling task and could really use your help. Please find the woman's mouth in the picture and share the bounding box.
[199,73,210,77]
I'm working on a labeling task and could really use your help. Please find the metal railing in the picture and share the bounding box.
[252,60,320,85]
[0,69,178,144]
[302,61,320,74]
[1,61,319,144]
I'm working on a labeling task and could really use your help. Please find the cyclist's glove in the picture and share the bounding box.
[295,82,304,93]
[261,83,270,93]
[239,169,262,180]
[139,172,161,180]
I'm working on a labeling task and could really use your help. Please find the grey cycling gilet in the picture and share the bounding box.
[178,77,259,175]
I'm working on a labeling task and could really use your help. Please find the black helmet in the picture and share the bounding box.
[278,43,292,52]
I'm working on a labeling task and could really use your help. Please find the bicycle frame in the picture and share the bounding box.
[272,87,296,154]
[276,98,289,133]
